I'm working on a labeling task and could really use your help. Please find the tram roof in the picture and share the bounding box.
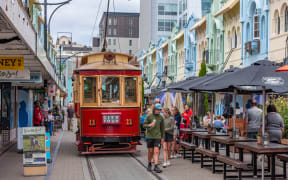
[80,52,133,65]
[76,61,141,71]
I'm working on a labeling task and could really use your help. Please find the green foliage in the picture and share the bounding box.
[199,61,209,112]
[267,96,288,138]
[199,61,207,77]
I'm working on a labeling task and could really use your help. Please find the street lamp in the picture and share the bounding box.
[34,0,72,51]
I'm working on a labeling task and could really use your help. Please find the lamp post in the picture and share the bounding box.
[34,0,72,51]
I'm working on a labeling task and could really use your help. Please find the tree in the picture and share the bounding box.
[198,61,209,113]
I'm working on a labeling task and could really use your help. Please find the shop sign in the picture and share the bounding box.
[0,57,24,70]
[0,70,30,80]
[48,84,56,96]
[23,127,46,166]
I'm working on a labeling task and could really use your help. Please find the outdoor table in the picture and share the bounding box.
[180,128,207,142]
[235,142,288,180]
[192,132,228,149]
[210,136,256,156]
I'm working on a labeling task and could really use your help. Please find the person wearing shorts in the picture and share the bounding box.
[171,106,182,158]
[162,108,174,168]
[143,104,165,173]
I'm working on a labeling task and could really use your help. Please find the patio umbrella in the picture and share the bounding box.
[276,64,288,72]
[166,76,198,92]
[174,93,184,114]
[163,92,173,109]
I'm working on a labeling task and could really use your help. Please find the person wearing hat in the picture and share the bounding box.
[143,103,165,173]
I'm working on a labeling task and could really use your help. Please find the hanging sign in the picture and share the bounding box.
[0,70,30,80]
[0,57,24,70]
[48,84,56,96]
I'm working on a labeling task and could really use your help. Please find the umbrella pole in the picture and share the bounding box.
[261,86,266,180]
[193,92,195,127]
[233,89,237,130]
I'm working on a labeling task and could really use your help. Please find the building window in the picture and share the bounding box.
[113,28,117,35]
[129,50,132,55]
[114,18,117,25]
[108,18,112,25]
[129,18,133,25]
[158,19,177,32]
[129,40,132,46]
[158,3,177,16]
[113,39,116,45]
[108,28,111,35]
[278,14,281,34]
[285,6,288,32]
[108,39,111,45]
[253,14,260,39]
[234,30,237,48]
[113,49,116,52]
[129,28,133,37]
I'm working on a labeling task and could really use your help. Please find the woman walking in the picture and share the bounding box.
[171,106,182,158]
[162,108,174,167]
[265,104,284,143]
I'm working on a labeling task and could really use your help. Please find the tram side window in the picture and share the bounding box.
[102,77,120,103]
[125,77,137,103]
[83,77,97,103]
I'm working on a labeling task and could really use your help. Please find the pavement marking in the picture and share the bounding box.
[45,130,64,180]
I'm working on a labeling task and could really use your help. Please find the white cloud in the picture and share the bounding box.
[45,0,139,46]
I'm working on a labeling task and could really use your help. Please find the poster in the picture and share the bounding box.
[23,127,46,167]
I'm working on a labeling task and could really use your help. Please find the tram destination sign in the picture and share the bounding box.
[0,57,24,70]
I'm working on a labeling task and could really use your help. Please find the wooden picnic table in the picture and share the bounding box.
[180,128,207,135]
[235,142,288,180]
[192,132,228,149]
[210,136,256,156]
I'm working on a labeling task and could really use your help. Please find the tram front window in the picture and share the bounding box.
[102,77,120,103]
[125,77,137,103]
[83,77,97,103]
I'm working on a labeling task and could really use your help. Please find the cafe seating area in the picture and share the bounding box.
[179,128,288,180]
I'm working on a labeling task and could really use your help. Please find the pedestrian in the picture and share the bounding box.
[143,103,165,173]
[162,108,174,168]
[33,101,43,127]
[244,99,262,138]
[171,106,182,158]
[47,110,54,136]
[67,104,74,132]
[264,104,284,143]
[182,104,193,128]
[150,98,160,114]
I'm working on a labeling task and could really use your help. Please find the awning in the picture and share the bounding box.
[147,48,156,56]
[189,16,206,32]
[214,0,239,18]
[159,41,168,50]
[137,54,147,62]
[171,30,184,42]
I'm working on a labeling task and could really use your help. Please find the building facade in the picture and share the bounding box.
[99,12,139,55]
[269,1,288,63]
[240,0,270,66]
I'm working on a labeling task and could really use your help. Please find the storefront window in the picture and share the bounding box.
[102,77,120,103]
[83,77,97,103]
[125,77,137,103]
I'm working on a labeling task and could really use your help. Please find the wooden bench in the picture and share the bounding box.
[277,154,288,178]
[217,155,248,180]
[196,148,219,173]
[179,141,196,162]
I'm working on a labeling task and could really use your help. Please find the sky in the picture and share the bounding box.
[46,0,140,46]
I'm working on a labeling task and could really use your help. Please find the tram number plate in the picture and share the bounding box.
[103,115,120,124]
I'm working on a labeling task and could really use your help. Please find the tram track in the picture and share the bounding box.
[84,154,162,180]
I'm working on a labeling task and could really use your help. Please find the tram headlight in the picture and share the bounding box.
[103,115,120,124]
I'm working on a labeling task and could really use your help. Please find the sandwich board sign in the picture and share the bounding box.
[23,127,47,176]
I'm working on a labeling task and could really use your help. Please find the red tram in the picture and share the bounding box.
[73,52,142,154]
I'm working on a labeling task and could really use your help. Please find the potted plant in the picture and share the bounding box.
[228,128,233,138]
[256,133,262,145]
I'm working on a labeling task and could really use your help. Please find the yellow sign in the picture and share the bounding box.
[0,57,24,70]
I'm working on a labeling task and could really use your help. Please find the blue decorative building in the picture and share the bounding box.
[241,0,270,66]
